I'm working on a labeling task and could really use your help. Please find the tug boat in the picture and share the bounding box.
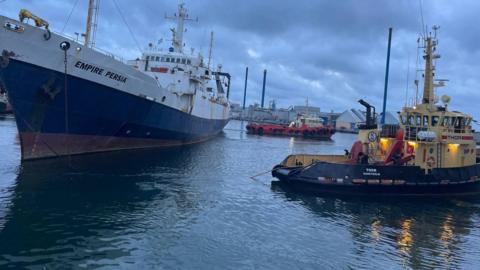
[246,115,335,140]
[0,3,230,160]
[272,27,480,196]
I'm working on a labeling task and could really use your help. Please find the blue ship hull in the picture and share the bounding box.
[0,100,6,113]
[0,59,229,160]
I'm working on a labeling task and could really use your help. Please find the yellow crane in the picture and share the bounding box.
[18,9,49,30]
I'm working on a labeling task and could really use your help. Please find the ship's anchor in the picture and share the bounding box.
[0,50,15,69]
[41,77,61,100]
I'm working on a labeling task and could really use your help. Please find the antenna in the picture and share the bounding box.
[165,3,198,53]
[418,0,427,38]
[404,51,411,107]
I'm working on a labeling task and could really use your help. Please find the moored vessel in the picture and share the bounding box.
[246,115,335,140]
[0,3,230,160]
[272,27,480,197]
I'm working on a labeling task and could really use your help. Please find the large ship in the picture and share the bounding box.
[272,26,480,196]
[0,2,231,160]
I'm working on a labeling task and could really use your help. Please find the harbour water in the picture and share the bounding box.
[1,117,480,269]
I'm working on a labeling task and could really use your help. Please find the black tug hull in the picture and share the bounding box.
[272,162,480,197]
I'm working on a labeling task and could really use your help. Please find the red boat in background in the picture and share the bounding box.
[246,115,335,140]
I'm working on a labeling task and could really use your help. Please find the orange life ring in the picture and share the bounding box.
[426,156,436,168]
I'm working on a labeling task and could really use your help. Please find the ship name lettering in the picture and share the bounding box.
[363,168,380,176]
[75,61,104,75]
[105,71,127,83]
[74,61,127,83]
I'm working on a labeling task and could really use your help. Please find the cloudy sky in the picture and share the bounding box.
[2,0,480,121]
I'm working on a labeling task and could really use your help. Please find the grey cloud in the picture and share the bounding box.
[1,0,479,121]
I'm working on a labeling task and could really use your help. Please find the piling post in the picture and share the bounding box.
[242,67,248,109]
[381,27,393,125]
[261,69,267,108]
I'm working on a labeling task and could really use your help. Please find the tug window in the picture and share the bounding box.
[400,115,407,125]
[187,60,191,65]
[454,117,462,129]
[146,56,150,60]
[176,58,181,63]
[432,116,439,126]
[423,116,429,127]
[408,115,414,125]
[442,116,450,127]
[466,118,472,126]
[415,115,422,126]
[161,57,165,62]
[155,56,160,61]
[182,58,186,64]
[166,58,170,62]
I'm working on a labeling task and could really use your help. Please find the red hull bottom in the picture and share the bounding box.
[19,132,217,160]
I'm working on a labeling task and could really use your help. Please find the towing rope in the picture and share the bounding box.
[249,171,272,187]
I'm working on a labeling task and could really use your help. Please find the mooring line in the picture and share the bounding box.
[249,169,275,186]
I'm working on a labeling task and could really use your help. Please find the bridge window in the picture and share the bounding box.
[432,116,439,126]
[454,117,462,129]
[176,58,181,63]
[187,60,191,65]
[408,115,414,125]
[161,57,165,62]
[182,58,186,64]
[155,56,160,61]
[442,116,450,127]
[423,115,429,127]
[415,115,421,126]
[466,118,472,126]
[146,56,150,60]
[166,58,170,62]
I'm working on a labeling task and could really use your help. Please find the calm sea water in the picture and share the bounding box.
[1,117,480,269]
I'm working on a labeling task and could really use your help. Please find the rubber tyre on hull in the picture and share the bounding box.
[258,127,264,135]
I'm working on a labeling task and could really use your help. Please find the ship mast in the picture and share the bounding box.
[166,3,196,53]
[84,0,100,47]
[84,0,94,47]
[421,26,440,104]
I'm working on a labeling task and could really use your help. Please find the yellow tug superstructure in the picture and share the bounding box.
[272,27,480,196]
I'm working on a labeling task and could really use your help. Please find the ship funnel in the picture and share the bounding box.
[358,99,377,129]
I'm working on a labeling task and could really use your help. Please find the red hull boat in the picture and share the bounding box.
[246,118,335,140]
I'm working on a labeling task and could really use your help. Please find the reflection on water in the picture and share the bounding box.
[0,148,206,268]
[1,119,480,269]
[271,182,480,269]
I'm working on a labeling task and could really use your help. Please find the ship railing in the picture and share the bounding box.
[53,31,126,63]
[404,126,428,141]
[380,124,400,138]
